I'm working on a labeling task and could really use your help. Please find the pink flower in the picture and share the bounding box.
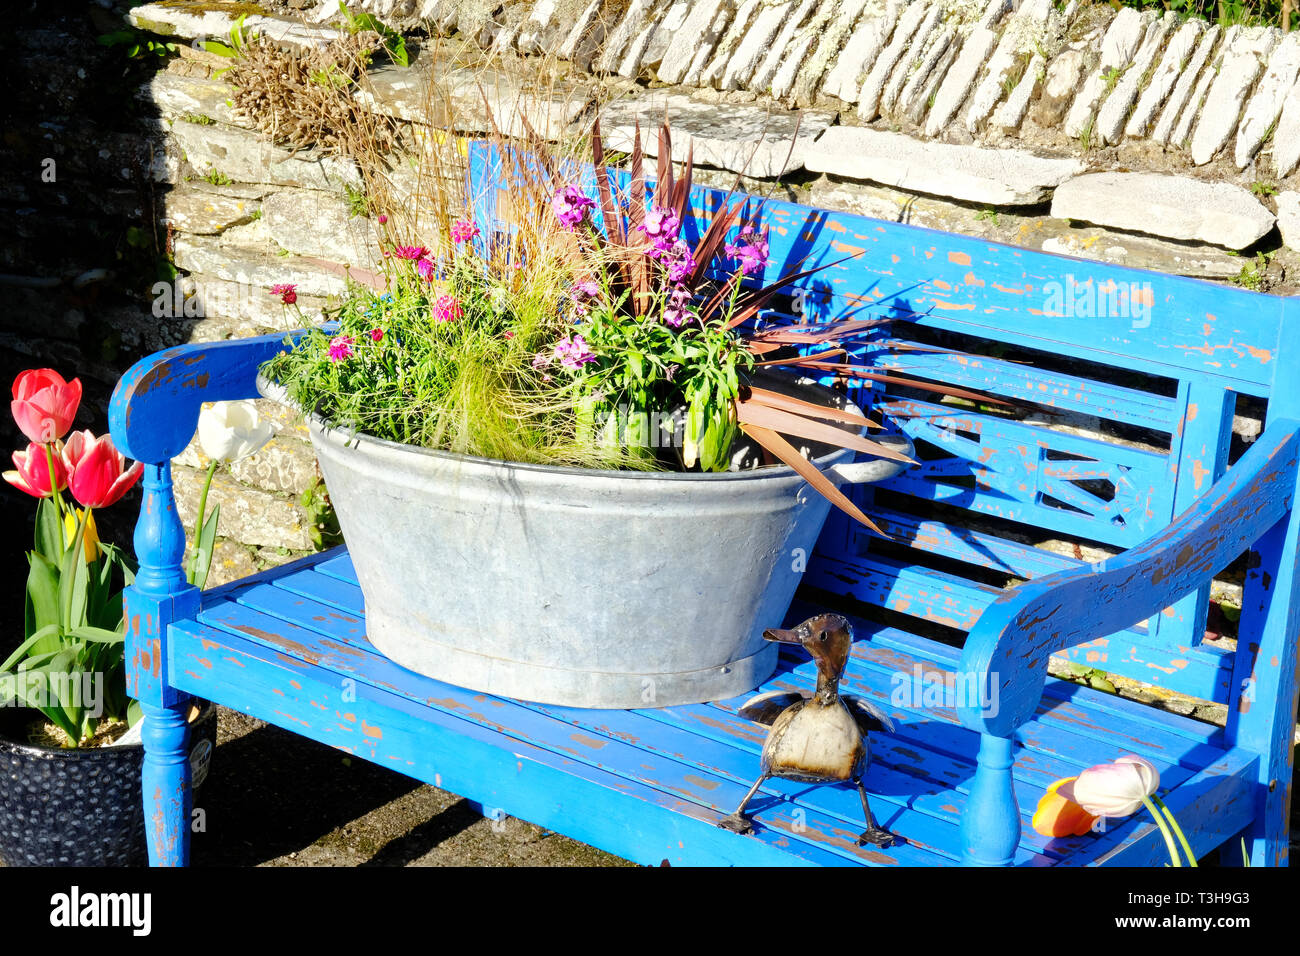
[554,334,597,371]
[61,430,143,509]
[270,283,297,305]
[416,257,436,282]
[328,335,355,362]
[725,226,770,276]
[503,331,515,340]
[377,214,388,224]
[432,294,462,323]
[393,245,430,261]
[11,368,81,445]
[552,184,595,231]
[532,352,549,370]
[4,440,69,498]
[640,205,680,241]
[451,219,479,244]
[369,328,384,342]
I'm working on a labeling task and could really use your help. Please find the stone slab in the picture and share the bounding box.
[162,187,259,236]
[145,71,242,128]
[1125,18,1205,139]
[170,119,361,192]
[823,2,899,103]
[1190,26,1277,166]
[174,235,353,299]
[1274,80,1300,177]
[1277,190,1300,251]
[1064,7,1148,139]
[1235,30,1300,169]
[172,465,313,551]
[1050,172,1275,250]
[658,0,734,83]
[597,92,834,176]
[262,191,383,270]
[129,3,341,49]
[805,127,1085,206]
[924,23,998,136]
[1095,11,1177,146]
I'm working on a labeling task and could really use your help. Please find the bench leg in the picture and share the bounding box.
[960,733,1019,866]
[141,699,194,867]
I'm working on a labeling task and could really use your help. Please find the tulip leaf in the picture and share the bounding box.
[25,550,61,635]
[194,503,221,591]
[34,496,62,561]
[57,520,91,632]
[67,626,125,645]
[0,624,61,673]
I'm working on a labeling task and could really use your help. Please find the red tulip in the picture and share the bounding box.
[3,441,69,498]
[62,430,143,509]
[11,369,81,444]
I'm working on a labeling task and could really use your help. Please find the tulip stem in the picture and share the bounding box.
[43,442,67,559]
[1141,795,1181,867]
[1152,795,1197,867]
[188,460,219,585]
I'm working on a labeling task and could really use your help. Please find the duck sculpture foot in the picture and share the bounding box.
[717,812,755,835]
[856,826,896,848]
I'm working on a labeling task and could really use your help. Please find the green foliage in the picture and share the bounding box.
[96,28,177,61]
[183,113,216,126]
[1234,252,1272,290]
[0,500,137,747]
[344,184,370,219]
[300,479,343,550]
[975,207,1000,225]
[203,169,232,186]
[1250,180,1278,198]
[337,1,408,67]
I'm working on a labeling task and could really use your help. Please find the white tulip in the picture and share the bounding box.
[198,400,275,462]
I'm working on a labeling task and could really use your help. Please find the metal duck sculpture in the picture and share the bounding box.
[718,612,898,848]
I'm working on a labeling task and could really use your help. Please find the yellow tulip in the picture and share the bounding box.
[1031,777,1099,838]
[62,508,101,562]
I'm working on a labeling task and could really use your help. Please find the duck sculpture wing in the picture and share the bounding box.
[737,690,807,726]
[844,695,896,736]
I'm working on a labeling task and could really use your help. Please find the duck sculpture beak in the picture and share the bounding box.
[762,627,804,645]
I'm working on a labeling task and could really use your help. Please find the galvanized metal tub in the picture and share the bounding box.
[259,374,908,708]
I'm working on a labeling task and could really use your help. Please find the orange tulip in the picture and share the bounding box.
[1031,777,1099,838]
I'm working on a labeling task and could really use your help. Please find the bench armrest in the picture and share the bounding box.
[108,332,304,466]
[957,419,1300,738]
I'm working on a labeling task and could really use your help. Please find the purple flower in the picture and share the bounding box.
[571,278,601,315]
[725,226,770,276]
[662,284,693,328]
[416,257,436,282]
[532,352,550,370]
[554,334,597,370]
[640,205,680,243]
[552,184,596,231]
[328,335,355,362]
[663,241,697,283]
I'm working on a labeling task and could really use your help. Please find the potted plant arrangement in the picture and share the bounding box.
[0,369,218,866]
[257,122,995,708]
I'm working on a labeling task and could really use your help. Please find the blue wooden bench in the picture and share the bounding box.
[109,149,1300,867]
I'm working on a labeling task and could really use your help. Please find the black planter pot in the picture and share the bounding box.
[0,701,218,866]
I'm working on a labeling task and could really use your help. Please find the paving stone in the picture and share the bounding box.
[640,0,692,71]
[1095,11,1177,146]
[991,51,1043,133]
[881,5,942,118]
[924,23,1000,136]
[1064,7,1149,139]
[129,2,340,49]
[557,0,604,63]
[805,127,1085,205]
[617,16,663,77]
[1167,27,1226,149]
[721,1,795,91]
[895,26,954,121]
[1274,81,1300,177]
[750,0,820,94]
[1277,190,1300,250]
[356,62,593,142]
[906,39,959,124]
[787,0,871,105]
[170,120,361,192]
[966,0,1053,133]
[858,0,933,121]
[262,191,382,270]
[145,72,241,128]
[1190,26,1277,165]
[1125,18,1205,140]
[515,0,559,53]
[1235,31,1300,169]
[162,188,259,236]
[767,0,838,100]
[1031,45,1088,129]
[823,1,901,103]
[658,0,735,84]
[174,236,353,299]
[1050,172,1275,250]
[698,0,763,87]
[595,0,662,73]
[598,92,834,176]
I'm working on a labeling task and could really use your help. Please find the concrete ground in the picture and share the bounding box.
[191,708,633,867]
